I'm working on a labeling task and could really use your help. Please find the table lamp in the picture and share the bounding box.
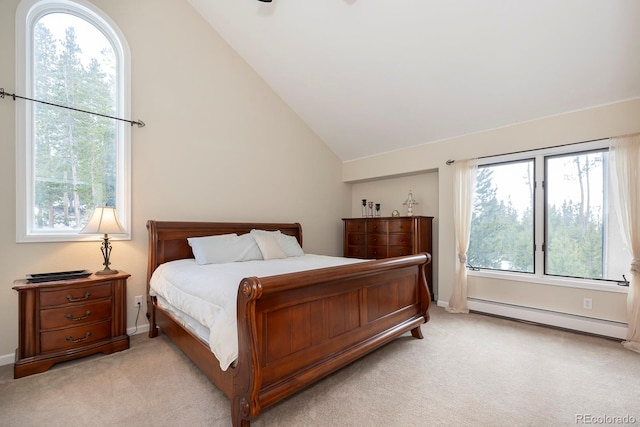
[80,206,125,275]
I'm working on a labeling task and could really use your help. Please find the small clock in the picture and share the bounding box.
[391,210,400,217]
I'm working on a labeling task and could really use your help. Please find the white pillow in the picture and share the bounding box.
[277,233,304,257]
[250,229,304,257]
[227,233,264,262]
[187,233,264,264]
[253,233,287,260]
[187,234,239,265]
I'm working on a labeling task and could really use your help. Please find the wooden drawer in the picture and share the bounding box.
[366,234,388,246]
[40,320,112,353]
[366,221,388,234]
[40,299,112,330]
[40,282,112,308]
[389,246,412,257]
[345,221,365,233]
[346,245,366,258]
[367,246,387,258]
[347,233,365,245]
[388,219,412,233]
[389,233,412,247]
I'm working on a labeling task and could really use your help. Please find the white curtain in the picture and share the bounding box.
[447,159,478,314]
[609,133,640,353]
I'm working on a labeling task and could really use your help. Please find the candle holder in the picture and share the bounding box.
[368,201,374,217]
[375,203,381,217]
[361,199,367,217]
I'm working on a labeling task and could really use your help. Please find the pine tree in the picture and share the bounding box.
[32,18,117,230]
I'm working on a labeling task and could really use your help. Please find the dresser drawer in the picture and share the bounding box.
[367,246,388,259]
[389,246,412,257]
[40,283,112,308]
[345,221,365,233]
[40,299,112,330]
[388,219,412,233]
[366,221,388,234]
[389,233,412,247]
[347,233,365,245]
[40,320,112,353]
[346,245,366,258]
[366,234,388,246]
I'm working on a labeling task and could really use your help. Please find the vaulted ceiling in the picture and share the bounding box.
[188,0,640,162]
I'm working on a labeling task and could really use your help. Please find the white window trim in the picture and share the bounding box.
[470,138,629,292]
[15,0,131,242]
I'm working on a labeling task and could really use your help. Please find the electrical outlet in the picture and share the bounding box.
[135,295,143,306]
[583,298,592,310]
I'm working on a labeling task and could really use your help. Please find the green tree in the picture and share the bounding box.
[469,167,506,269]
[33,19,116,230]
[33,22,63,228]
[468,164,534,273]
[546,153,605,279]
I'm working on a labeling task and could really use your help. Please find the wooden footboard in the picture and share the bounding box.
[145,220,430,427]
[232,253,430,426]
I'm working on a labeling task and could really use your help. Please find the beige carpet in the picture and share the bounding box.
[1,306,638,427]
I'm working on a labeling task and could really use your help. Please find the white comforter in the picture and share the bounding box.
[149,254,365,371]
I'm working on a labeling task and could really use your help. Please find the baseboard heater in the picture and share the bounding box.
[438,298,628,340]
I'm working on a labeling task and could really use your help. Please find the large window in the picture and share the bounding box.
[468,159,534,273]
[468,140,631,285]
[16,0,130,242]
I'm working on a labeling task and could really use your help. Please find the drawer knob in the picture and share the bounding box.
[66,331,92,343]
[66,292,91,302]
[66,310,92,321]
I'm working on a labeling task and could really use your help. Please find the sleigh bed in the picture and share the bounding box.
[146,220,431,426]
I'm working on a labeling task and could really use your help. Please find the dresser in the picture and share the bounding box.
[343,216,434,298]
[13,271,130,378]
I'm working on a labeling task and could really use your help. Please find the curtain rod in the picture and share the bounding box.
[443,136,628,166]
[1,88,145,128]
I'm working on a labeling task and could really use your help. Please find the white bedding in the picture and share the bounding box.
[149,254,365,371]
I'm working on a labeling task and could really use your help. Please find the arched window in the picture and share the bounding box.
[16,0,131,242]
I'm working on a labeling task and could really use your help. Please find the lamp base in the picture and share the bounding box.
[95,268,119,275]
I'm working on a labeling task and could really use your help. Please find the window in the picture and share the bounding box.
[468,140,631,285]
[16,0,130,242]
[468,159,535,273]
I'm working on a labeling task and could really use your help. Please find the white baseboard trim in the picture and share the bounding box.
[127,323,150,336]
[437,298,628,340]
[0,352,15,367]
[0,325,151,368]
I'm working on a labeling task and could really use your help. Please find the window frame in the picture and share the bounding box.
[469,139,629,293]
[16,0,131,243]
[469,157,536,275]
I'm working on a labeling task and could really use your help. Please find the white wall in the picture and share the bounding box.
[344,98,640,335]
[0,0,349,361]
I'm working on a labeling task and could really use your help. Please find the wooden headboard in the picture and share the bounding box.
[146,220,303,287]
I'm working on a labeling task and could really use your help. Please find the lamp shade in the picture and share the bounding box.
[80,206,125,235]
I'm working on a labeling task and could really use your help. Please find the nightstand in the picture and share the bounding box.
[13,271,130,379]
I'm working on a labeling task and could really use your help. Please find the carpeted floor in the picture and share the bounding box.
[1,306,638,427]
